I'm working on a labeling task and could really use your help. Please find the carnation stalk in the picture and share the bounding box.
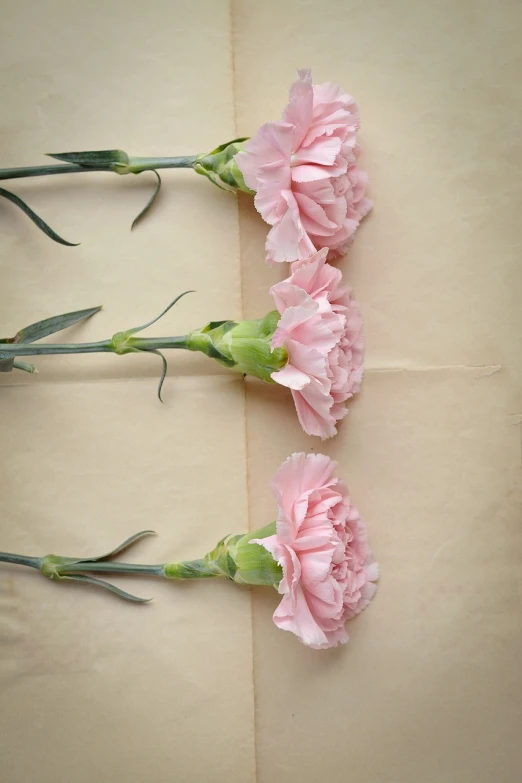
[0,292,287,401]
[0,156,198,181]
[0,452,379,650]
[0,526,282,603]
[0,141,250,245]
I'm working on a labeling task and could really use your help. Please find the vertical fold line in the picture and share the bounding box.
[228,2,259,783]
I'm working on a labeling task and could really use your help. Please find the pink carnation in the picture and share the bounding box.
[270,249,364,439]
[253,452,378,649]
[235,69,372,264]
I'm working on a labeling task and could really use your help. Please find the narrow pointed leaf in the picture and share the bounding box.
[131,170,162,230]
[83,530,157,563]
[62,574,152,603]
[0,186,79,246]
[127,291,194,336]
[145,349,168,402]
[16,306,102,344]
[47,149,129,168]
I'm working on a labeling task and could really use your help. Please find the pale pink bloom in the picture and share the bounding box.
[235,69,372,264]
[253,452,378,649]
[270,250,363,439]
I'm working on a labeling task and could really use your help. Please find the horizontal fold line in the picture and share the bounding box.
[0,364,505,389]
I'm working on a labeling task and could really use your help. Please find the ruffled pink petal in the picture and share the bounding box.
[254,161,292,224]
[299,543,337,586]
[282,341,329,385]
[270,363,310,391]
[291,136,342,168]
[272,585,329,647]
[282,68,314,151]
[309,624,349,650]
[305,577,344,619]
[270,297,319,349]
[267,453,378,648]
[235,121,293,191]
[264,190,316,263]
[290,161,345,183]
[294,178,336,206]
[288,250,348,311]
[292,383,337,439]
[271,452,337,510]
[286,310,343,355]
[269,280,311,314]
[293,192,340,236]
[292,526,337,552]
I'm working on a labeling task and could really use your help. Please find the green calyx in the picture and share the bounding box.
[187,311,287,382]
[164,522,282,588]
[194,138,253,193]
[227,523,282,587]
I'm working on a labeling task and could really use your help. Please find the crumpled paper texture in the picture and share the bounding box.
[1,1,521,781]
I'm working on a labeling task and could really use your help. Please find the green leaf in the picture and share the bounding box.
[0,186,79,246]
[62,574,152,603]
[77,530,157,563]
[131,170,162,230]
[126,292,194,336]
[16,306,102,344]
[47,149,129,168]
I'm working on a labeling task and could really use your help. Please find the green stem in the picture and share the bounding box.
[0,551,41,570]
[59,561,165,577]
[0,163,110,181]
[131,336,189,351]
[0,156,198,182]
[0,336,189,357]
[126,156,197,173]
[164,558,221,579]
[0,551,218,581]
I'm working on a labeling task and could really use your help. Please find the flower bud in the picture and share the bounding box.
[194,138,253,193]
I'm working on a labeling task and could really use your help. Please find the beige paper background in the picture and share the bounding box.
[1,1,521,781]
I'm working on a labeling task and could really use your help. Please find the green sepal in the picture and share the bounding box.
[228,522,282,587]
[187,320,238,367]
[194,138,253,194]
[186,312,287,380]
[226,312,287,382]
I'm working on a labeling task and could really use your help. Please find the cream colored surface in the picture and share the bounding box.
[1,0,521,781]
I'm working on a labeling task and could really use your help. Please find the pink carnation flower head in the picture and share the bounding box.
[235,69,372,264]
[270,249,364,439]
[253,452,378,649]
